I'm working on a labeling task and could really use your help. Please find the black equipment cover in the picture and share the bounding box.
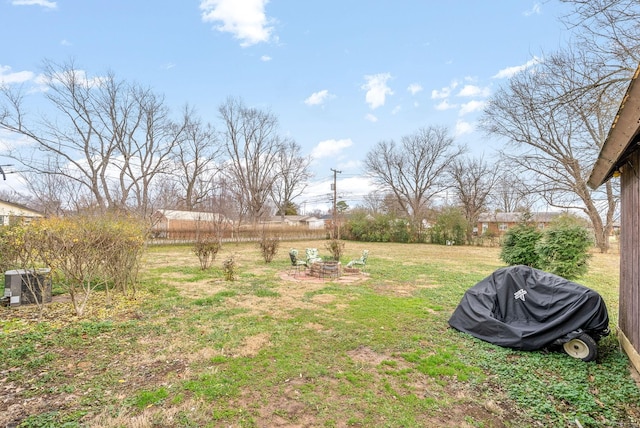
[448,265,609,350]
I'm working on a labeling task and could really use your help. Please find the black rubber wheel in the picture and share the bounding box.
[562,333,598,362]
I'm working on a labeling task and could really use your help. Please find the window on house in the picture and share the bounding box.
[499,223,508,231]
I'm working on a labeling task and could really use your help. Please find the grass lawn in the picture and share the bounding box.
[1,240,639,427]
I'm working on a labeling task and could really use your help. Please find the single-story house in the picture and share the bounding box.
[476,212,563,236]
[262,215,325,229]
[151,209,231,239]
[588,64,640,373]
[0,200,43,226]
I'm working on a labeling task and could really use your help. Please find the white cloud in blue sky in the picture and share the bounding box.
[0,65,34,84]
[435,99,457,111]
[200,0,274,47]
[362,73,393,110]
[455,120,474,137]
[493,57,542,79]
[312,138,353,160]
[304,90,334,107]
[431,81,459,99]
[457,84,491,98]
[459,100,486,116]
[407,83,423,95]
[524,3,542,16]
[11,0,56,8]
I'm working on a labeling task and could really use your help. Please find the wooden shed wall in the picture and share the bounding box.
[620,150,640,360]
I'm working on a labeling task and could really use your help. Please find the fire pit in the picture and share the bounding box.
[309,261,341,280]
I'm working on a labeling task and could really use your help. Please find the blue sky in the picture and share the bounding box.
[0,0,572,212]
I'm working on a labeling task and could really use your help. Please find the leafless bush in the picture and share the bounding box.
[193,235,222,270]
[258,234,280,263]
[325,239,345,261]
[222,255,238,281]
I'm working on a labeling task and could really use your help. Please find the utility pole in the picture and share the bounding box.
[330,168,341,238]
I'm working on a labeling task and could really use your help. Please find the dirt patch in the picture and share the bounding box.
[347,345,389,366]
[234,332,272,357]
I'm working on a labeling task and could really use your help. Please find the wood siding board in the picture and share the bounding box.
[620,151,640,351]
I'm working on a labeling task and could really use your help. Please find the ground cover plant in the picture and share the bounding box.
[1,240,638,427]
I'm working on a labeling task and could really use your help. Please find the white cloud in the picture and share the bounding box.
[431,80,459,99]
[311,138,353,159]
[391,105,401,115]
[0,65,35,85]
[523,3,542,16]
[456,84,491,98]
[200,0,274,47]
[60,39,71,46]
[364,113,378,122]
[455,120,474,136]
[435,99,457,111]
[337,159,361,171]
[260,55,272,62]
[361,73,393,109]
[493,56,541,79]
[459,100,486,116]
[11,0,57,8]
[407,83,423,95]
[304,89,334,106]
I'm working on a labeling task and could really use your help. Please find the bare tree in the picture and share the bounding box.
[271,140,312,220]
[149,174,182,211]
[361,191,384,215]
[480,49,620,252]
[489,170,537,213]
[0,59,182,216]
[119,89,185,216]
[218,97,287,223]
[560,0,640,76]
[364,126,465,226]
[449,156,499,244]
[172,107,222,211]
[1,61,116,211]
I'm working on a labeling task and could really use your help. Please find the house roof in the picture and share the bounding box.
[588,64,640,189]
[264,215,321,223]
[0,200,43,217]
[477,212,563,223]
[155,209,226,222]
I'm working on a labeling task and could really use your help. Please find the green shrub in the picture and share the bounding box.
[500,224,543,267]
[500,214,593,279]
[537,224,592,280]
[343,213,411,242]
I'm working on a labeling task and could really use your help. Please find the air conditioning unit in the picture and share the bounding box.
[4,269,52,307]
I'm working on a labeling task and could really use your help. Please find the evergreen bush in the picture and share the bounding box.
[537,224,593,280]
[499,224,543,267]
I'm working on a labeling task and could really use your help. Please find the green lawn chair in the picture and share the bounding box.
[347,250,369,271]
[305,248,322,266]
[289,249,307,276]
